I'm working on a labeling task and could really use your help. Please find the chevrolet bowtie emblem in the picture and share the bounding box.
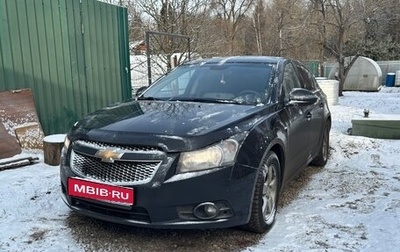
[95,149,124,163]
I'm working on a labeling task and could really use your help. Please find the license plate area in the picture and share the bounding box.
[68,177,134,206]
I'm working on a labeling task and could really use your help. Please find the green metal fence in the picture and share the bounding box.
[303,60,322,77]
[0,0,131,134]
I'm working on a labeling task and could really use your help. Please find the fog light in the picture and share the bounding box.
[204,205,218,215]
[194,202,220,220]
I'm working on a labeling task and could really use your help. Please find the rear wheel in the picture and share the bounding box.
[243,151,280,233]
[311,123,330,166]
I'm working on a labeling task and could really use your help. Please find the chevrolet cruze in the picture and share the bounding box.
[60,56,331,233]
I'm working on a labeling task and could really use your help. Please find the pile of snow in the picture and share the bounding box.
[1,87,400,251]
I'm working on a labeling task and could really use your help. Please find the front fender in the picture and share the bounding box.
[232,113,287,180]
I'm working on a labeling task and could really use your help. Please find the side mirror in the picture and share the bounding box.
[288,88,318,105]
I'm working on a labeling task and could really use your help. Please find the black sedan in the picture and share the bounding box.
[60,56,331,233]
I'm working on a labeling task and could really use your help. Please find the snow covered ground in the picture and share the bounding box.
[1,87,400,252]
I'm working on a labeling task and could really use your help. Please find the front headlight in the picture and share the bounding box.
[63,136,71,150]
[176,139,239,174]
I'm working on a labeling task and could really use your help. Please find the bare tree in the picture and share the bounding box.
[210,0,256,55]
[347,0,400,60]
[311,0,365,96]
[98,0,400,75]
[124,0,211,80]
[248,0,313,58]
[135,0,209,38]
[252,0,266,54]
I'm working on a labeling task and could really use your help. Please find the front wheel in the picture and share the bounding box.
[243,151,280,233]
[310,123,330,166]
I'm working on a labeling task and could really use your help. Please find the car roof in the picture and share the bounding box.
[183,56,288,66]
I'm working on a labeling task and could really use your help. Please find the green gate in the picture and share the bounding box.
[0,0,131,134]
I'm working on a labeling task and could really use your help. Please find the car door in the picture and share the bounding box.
[294,62,326,157]
[280,62,312,179]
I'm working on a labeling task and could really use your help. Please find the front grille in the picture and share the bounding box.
[76,140,162,153]
[70,151,160,184]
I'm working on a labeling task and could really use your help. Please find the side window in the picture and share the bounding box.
[282,62,301,97]
[296,64,316,91]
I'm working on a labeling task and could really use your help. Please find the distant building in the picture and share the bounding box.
[130,40,147,55]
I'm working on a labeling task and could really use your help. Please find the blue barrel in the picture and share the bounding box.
[386,73,395,87]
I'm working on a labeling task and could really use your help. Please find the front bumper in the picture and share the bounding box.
[60,151,258,229]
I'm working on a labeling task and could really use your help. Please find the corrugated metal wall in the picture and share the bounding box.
[0,0,131,134]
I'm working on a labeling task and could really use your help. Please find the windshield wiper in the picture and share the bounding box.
[167,97,242,104]
[137,96,164,101]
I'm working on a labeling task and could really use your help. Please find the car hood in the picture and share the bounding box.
[70,100,270,152]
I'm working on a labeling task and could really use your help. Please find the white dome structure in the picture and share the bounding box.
[328,56,382,91]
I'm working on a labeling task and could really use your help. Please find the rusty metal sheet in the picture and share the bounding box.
[0,123,21,159]
[0,89,44,154]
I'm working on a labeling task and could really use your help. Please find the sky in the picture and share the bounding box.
[1,86,400,252]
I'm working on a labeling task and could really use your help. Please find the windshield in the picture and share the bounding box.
[140,62,274,105]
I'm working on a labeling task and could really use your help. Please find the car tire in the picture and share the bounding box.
[243,151,280,233]
[310,123,330,166]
